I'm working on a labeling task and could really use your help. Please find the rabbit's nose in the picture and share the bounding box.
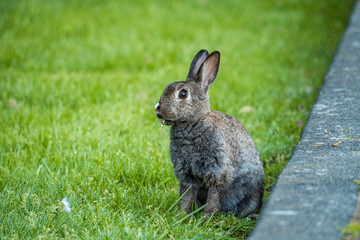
[155,103,160,113]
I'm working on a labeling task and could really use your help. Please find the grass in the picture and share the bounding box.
[342,180,360,239]
[0,0,355,239]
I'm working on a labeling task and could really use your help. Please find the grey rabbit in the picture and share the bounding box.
[154,49,264,218]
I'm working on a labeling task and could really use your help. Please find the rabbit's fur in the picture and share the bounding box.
[155,49,264,218]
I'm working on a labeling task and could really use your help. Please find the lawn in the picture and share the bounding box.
[0,0,355,239]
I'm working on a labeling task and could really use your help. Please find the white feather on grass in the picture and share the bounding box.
[61,197,71,213]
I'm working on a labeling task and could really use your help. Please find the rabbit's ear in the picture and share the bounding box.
[197,51,220,91]
[187,49,209,80]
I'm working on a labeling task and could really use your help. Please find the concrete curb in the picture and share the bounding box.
[249,1,360,240]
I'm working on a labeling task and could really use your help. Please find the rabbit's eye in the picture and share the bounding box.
[179,90,188,99]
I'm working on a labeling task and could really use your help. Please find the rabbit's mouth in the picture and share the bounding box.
[156,113,173,126]
[161,119,173,126]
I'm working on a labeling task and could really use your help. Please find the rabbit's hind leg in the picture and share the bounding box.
[235,190,263,218]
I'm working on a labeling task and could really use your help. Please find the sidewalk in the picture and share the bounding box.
[249,1,360,239]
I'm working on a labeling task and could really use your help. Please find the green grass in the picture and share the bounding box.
[0,0,355,239]
[342,180,360,239]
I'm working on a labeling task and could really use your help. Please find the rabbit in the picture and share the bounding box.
[154,49,265,218]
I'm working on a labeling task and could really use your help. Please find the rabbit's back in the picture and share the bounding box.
[209,111,261,167]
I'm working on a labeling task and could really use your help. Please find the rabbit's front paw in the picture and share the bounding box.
[179,182,197,215]
[179,202,194,216]
[204,205,220,219]
[203,184,221,219]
